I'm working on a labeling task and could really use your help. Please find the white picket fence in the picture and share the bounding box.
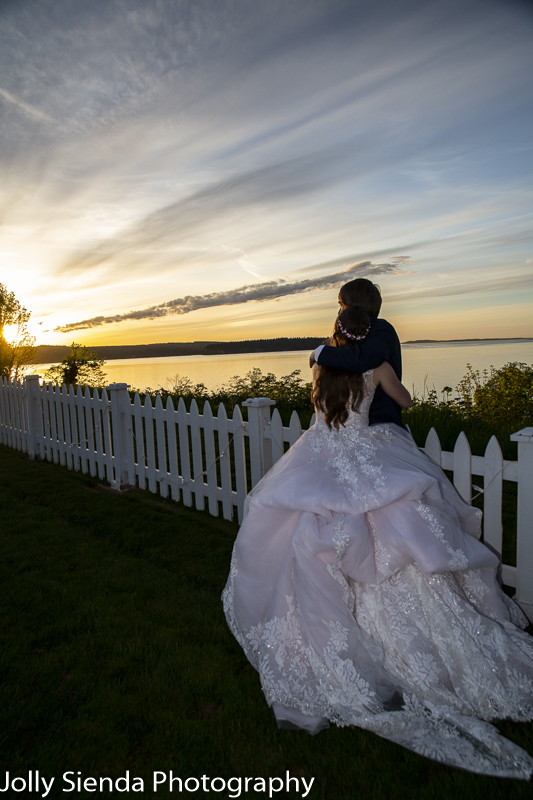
[1,375,533,620]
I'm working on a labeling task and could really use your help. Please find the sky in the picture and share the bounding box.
[1,0,533,347]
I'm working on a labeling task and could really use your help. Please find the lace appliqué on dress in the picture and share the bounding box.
[309,372,388,507]
[366,509,391,578]
[416,502,469,569]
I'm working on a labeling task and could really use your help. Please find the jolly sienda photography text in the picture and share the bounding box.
[0,771,315,797]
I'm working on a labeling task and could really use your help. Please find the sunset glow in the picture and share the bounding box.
[1,0,532,347]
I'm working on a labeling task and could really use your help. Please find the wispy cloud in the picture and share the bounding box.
[1,0,532,342]
[0,86,53,122]
[387,271,533,304]
[55,260,403,331]
[55,145,363,278]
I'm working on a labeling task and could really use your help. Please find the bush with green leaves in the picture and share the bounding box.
[149,368,313,412]
[44,342,107,388]
[138,361,532,457]
[404,362,532,458]
[453,362,533,428]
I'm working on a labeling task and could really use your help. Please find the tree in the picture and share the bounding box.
[0,283,37,381]
[44,342,107,388]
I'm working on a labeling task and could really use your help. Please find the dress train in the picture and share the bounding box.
[223,372,533,778]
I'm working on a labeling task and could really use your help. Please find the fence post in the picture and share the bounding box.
[24,374,43,460]
[510,426,533,621]
[108,383,131,491]
[242,397,276,487]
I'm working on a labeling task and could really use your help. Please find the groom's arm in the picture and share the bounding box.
[315,319,396,373]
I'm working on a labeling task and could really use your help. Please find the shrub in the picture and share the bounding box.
[141,362,532,458]
[404,362,533,458]
[454,362,533,428]
[44,342,107,388]
[146,368,313,414]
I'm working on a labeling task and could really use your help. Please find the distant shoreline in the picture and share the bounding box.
[33,336,533,364]
[402,337,533,344]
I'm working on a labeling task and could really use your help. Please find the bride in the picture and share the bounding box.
[222,306,533,779]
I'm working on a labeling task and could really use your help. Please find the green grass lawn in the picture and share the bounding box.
[1,444,532,799]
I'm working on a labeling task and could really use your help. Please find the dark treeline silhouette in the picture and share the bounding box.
[203,337,326,354]
[33,337,327,364]
[33,336,532,365]
[34,341,216,363]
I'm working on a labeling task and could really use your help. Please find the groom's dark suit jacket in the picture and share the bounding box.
[316,317,404,428]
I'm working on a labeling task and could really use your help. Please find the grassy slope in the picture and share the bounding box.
[1,444,532,799]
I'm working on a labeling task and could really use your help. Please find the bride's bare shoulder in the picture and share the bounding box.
[368,364,389,386]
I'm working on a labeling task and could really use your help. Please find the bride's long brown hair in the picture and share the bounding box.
[312,307,371,429]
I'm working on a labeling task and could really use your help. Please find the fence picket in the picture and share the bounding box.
[9,379,18,446]
[177,398,191,507]
[92,390,105,479]
[75,386,88,474]
[14,380,22,449]
[58,385,70,467]
[20,380,27,450]
[2,379,8,446]
[154,395,168,497]
[232,404,247,523]
[482,435,504,557]
[14,380,24,451]
[216,403,233,520]
[67,385,79,472]
[3,378,12,446]
[270,408,285,464]
[5,381,13,448]
[4,381,11,447]
[202,401,218,516]
[166,396,179,501]
[287,410,302,447]
[100,389,113,483]
[123,391,136,488]
[19,380,27,450]
[143,394,157,493]
[189,399,205,511]
[0,380,4,444]
[7,381,18,449]
[83,387,96,477]
[0,380,5,445]
[41,383,51,461]
[1,379,9,446]
[132,392,145,488]
[49,384,60,464]
[424,427,442,466]
[453,431,472,502]
[61,384,70,465]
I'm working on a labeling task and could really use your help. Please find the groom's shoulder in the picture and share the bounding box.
[371,317,398,336]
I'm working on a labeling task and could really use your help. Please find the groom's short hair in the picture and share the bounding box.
[339,278,382,317]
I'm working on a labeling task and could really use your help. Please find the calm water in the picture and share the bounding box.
[37,340,533,397]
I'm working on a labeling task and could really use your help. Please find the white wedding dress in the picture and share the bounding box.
[222,371,533,778]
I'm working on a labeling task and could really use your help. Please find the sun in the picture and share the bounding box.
[1,318,45,343]
[1,323,19,342]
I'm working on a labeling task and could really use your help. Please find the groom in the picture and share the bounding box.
[310,278,404,428]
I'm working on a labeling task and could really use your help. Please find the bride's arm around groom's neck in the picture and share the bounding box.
[314,317,401,375]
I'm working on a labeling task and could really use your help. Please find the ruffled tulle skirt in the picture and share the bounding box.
[223,421,533,778]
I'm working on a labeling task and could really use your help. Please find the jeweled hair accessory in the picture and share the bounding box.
[337,320,371,341]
